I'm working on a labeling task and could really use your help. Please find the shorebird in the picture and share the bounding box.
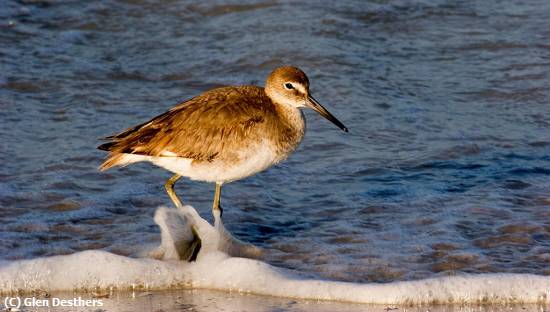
[98,66,347,258]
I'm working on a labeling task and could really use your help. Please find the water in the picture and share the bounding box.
[1,0,549,295]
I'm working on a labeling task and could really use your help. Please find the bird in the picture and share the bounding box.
[98,66,347,259]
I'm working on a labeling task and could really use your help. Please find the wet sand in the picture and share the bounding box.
[4,290,549,312]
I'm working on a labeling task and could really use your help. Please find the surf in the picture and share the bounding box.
[1,204,548,305]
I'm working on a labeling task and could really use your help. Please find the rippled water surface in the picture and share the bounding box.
[1,0,549,287]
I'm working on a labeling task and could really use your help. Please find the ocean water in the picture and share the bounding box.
[1,0,549,309]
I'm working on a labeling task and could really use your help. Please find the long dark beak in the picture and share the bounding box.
[306,95,348,132]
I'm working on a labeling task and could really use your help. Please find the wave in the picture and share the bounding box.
[0,205,548,305]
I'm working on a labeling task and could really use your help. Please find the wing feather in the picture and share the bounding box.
[98,86,272,163]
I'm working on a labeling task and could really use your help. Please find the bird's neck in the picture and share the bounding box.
[271,101,305,156]
[274,102,305,132]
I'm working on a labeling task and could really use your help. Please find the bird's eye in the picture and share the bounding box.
[284,83,294,90]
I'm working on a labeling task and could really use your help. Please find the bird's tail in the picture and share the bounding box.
[99,153,126,171]
[99,153,146,171]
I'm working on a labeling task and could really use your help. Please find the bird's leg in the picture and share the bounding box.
[164,174,202,262]
[212,182,223,225]
[210,182,262,259]
[164,174,183,208]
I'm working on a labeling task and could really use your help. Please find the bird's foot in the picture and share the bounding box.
[213,205,223,227]
[213,208,262,259]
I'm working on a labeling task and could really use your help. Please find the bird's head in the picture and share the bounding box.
[265,66,348,132]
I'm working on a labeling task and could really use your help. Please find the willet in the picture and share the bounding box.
[98,66,347,259]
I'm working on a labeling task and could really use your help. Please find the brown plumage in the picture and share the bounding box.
[98,85,303,171]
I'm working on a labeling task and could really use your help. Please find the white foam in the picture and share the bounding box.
[0,205,548,305]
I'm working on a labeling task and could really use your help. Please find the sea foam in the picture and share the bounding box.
[0,205,548,305]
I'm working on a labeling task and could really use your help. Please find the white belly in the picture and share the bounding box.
[120,140,285,183]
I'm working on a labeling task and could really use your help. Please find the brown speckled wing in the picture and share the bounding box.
[98,86,273,162]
